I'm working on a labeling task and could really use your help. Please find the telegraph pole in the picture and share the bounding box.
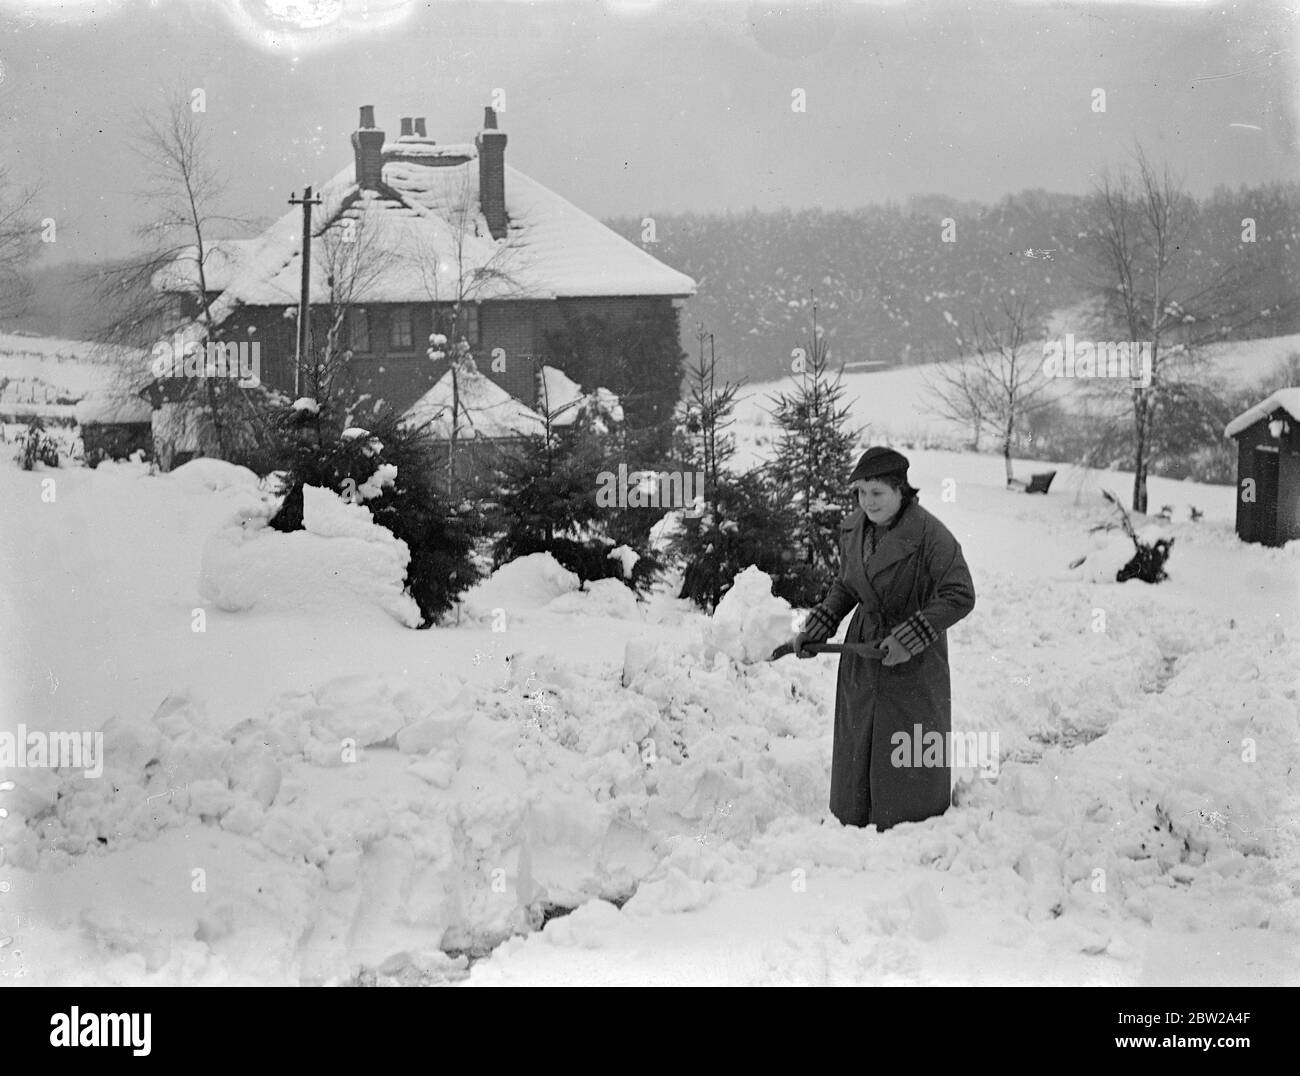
[288,185,323,397]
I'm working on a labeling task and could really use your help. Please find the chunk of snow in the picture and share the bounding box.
[703,566,796,664]
[357,463,397,500]
[460,552,580,622]
[546,578,640,619]
[608,544,640,578]
[198,484,420,626]
[167,458,261,491]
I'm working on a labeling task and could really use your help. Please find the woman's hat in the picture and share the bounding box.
[848,447,910,485]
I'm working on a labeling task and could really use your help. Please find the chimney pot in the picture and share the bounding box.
[352,107,386,189]
[400,116,414,137]
[483,107,498,130]
[414,117,427,138]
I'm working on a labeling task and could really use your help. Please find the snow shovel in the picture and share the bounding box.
[769,641,887,661]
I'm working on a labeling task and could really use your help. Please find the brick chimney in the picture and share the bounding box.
[351,106,385,190]
[475,106,508,239]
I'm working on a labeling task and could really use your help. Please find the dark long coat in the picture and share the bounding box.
[806,499,976,830]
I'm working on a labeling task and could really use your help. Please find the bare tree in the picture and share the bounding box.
[922,340,987,451]
[95,89,257,461]
[1077,146,1286,512]
[304,211,388,416]
[925,296,1054,482]
[0,167,39,323]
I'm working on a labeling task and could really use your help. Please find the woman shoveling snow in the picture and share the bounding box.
[781,448,976,831]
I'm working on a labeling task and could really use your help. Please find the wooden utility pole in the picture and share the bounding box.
[288,185,323,397]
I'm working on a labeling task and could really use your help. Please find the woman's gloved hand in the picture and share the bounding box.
[793,631,816,658]
[879,633,912,666]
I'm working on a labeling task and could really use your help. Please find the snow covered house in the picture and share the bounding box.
[162,105,695,428]
[1225,388,1300,547]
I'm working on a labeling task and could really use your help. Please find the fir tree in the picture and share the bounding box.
[766,296,861,605]
[491,372,659,592]
[669,326,800,610]
[676,325,742,513]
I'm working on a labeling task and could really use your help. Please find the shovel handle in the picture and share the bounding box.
[770,641,886,661]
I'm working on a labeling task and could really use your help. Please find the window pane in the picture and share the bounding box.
[349,309,370,352]
[390,307,413,349]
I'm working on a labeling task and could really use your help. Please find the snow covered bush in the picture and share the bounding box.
[265,406,481,626]
[13,415,62,470]
[199,484,422,626]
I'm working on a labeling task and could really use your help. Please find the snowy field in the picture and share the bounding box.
[0,332,141,421]
[733,331,1300,452]
[1,437,1297,986]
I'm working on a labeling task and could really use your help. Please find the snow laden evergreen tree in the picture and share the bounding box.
[766,299,860,607]
[491,370,659,593]
[671,328,796,610]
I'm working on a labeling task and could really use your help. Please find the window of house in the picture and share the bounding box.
[389,306,414,350]
[349,308,370,353]
[461,303,480,346]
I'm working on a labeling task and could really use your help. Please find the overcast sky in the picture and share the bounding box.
[0,0,1296,265]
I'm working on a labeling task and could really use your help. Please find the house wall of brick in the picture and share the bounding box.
[531,296,678,406]
[228,295,678,418]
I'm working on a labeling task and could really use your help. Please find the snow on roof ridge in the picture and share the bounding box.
[1224,386,1300,438]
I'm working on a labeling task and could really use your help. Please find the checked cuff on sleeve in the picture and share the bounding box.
[802,606,842,643]
[890,611,939,655]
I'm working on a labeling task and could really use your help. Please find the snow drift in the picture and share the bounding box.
[198,483,421,627]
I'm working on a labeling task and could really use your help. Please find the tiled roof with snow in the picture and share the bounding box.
[74,393,153,425]
[402,365,544,440]
[1224,388,1300,438]
[208,142,695,319]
